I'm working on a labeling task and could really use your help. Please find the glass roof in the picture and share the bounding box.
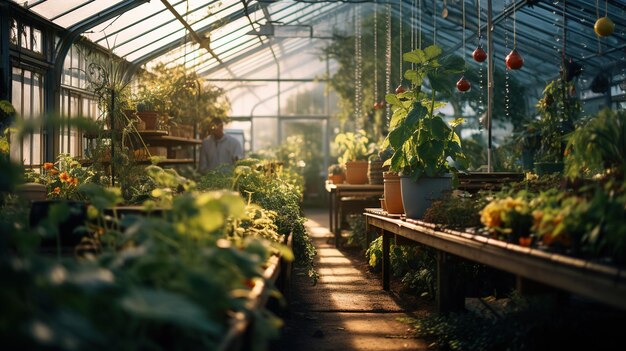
[8,0,625,89]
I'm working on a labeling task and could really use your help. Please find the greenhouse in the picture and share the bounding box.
[1,0,625,350]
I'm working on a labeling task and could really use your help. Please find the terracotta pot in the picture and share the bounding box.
[345,161,369,184]
[136,111,160,130]
[328,173,345,185]
[380,197,387,211]
[383,172,404,214]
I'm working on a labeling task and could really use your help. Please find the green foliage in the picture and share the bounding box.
[383,45,467,181]
[565,108,626,179]
[345,214,368,249]
[405,294,626,351]
[197,159,317,281]
[0,157,291,350]
[135,63,230,126]
[423,191,483,228]
[334,130,370,163]
[532,78,582,163]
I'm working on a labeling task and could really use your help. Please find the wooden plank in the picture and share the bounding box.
[365,213,626,311]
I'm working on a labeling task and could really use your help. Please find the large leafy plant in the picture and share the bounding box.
[334,130,370,164]
[565,108,626,180]
[383,45,467,181]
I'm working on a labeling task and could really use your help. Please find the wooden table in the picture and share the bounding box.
[365,210,626,313]
[325,181,383,245]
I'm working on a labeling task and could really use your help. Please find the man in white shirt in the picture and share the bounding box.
[198,118,243,173]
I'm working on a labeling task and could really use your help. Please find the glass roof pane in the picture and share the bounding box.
[16,0,129,28]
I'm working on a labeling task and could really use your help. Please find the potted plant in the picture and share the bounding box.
[383,45,467,219]
[533,77,581,175]
[335,130,370,184]
[327,164,345,184]
[564,108,626,180]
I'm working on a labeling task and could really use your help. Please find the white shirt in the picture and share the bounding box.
[198,134,244,173]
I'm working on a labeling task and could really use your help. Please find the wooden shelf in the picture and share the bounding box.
[80,158,194,166]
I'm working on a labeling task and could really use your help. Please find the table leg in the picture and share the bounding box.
[334,193,340,246]
[382,230,391,291]
[436,251,465,313]
[328,190,333,238]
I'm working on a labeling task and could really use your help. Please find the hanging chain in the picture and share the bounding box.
[374,1,378,104]
[513,0,517,48]
[433,0,437,46]
[354,4,363,130]
[385,0,392,122]
[399,1,403,82]
[419,0,422,49]
[505,0,510,121]
[477,0,481,40]
[462,0,466,66]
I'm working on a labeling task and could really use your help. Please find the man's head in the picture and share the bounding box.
[208,118,224,139]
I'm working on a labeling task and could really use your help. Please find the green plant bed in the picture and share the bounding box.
[197,159,317,281]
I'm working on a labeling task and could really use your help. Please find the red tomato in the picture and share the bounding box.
[395,85,406,94]
[473,46,487,62]
[456,77,471,92]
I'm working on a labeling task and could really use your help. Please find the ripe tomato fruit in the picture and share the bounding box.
[395,85,406,94]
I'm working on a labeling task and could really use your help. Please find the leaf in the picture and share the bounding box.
[423,45,443,60]
[403,50,427,64]
[440,55,466,74]
[388,125,408,150]
[428,72,452,97]
[120,288,221,335]
[430,116,451,140]
[404,70,419,82]
[385,93,402,108]
[390,151,405,172]
[405,104,427,128]
[449,118,465,128]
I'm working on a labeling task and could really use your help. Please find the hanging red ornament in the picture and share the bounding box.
[594,16,615,37]
[505,49,524,70]
[395,85,406,94]
[373,102,379,110]
[472,46,487,62]
[379,100,386,108]
[456,77,471,92]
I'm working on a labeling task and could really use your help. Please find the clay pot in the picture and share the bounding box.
[345,161,369,184]
[383,172,404,214]
[328,173,345,185]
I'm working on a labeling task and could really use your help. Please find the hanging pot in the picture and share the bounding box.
[456,76,471,92]
[505,49,524,70]
[472,46,487,63]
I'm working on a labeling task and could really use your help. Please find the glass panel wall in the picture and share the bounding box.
[10,66,44,168]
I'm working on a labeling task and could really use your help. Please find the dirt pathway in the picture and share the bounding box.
[272,209,431,351]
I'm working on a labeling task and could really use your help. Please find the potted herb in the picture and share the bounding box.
[383,45,467,219]
[533,77,581,175]
[335,130,370,184]
[327,164,345,184]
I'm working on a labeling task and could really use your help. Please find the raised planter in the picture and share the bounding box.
[383,172,404,215]
[401,174,451,219]
[345,160,368,184]
[16,182,47,202]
